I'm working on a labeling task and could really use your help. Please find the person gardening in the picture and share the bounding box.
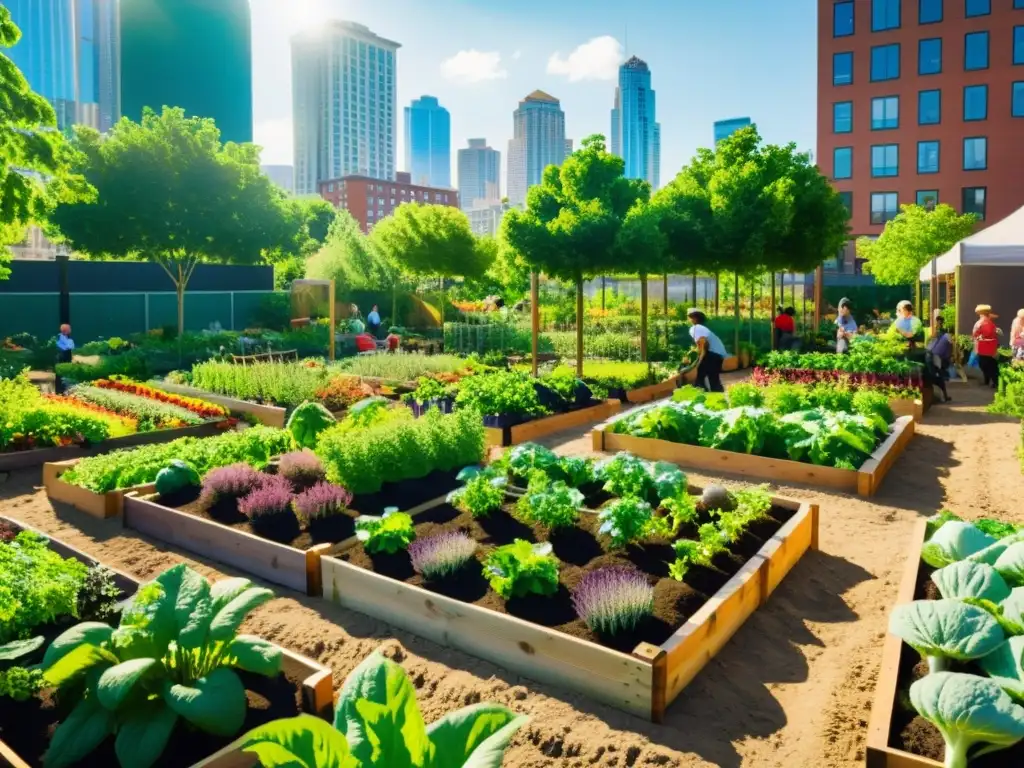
[835,298,858,354]
[55,323,74,394]
[680,309,728,393]
[973,304,1001,388]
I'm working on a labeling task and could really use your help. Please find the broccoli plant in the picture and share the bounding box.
[355,507,416,554]
[40,565,280,768]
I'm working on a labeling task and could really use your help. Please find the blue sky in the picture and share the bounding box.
[252,0,818,192]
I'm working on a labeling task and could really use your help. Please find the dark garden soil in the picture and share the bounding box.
[0,667,305,768]
[890,558,1024,766]
[334,495,796,654]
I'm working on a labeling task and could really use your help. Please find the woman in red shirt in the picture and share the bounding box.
[973,304,1000,388]
[774,307,797,350]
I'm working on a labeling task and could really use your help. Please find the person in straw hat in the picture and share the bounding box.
[972,304,1000,388]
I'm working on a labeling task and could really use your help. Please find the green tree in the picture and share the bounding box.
[615,197,664,360]
[50,107,300,335]
[297,197,338,248]
[460,234,531,304]
[0,7,92,277]
[857,203,976,286]
[371,203,490,324]
[503,135,646,373]
[307,209,398,292]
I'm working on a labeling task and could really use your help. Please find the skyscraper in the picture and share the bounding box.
[610,56,660,189]
[120,0,252,143]
[293,21,399,196]
[6,0,120,131]
[507,91,567,208]
[404,96,450,189]
[457,139,500,211]
[713,117,752,147]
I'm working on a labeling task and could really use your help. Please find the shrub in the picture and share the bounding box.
[409,532,477,580]
[277,450,326,487]
[239,474,294,519]
[293,482,352,520]
[572,566,654,635]
[54,351,151,384]
[200,463,265,507]
[314,376,375,411]
[454,371,547,417]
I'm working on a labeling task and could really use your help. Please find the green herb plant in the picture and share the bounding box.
[447,466,507,518]
[597,498,655,548]
[355,508,416,554]
[514,476,584,531]
[484,540,560,599]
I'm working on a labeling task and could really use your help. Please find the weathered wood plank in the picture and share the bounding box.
[43,458,155,519]
[888,398,924,423]
[857,417,915,497]
[508,400,622,445]
[625,377,679,404]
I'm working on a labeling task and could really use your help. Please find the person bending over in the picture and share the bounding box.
[682,309,728,393]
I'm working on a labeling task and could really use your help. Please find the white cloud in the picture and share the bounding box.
[511,49,522,60]
[440,50,508,84]
[253,118,294,166]
[547,36,623,82]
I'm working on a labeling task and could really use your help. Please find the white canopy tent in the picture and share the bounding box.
[919,204,1024,280]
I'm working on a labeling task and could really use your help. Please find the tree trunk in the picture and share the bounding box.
[601,276,606,311]
[733,272,740,358]
[663,273,669,346]
[438,276,444,327]
[575,277,584,377]
[391,282,397,332]
[714,272,720,315]
[640,273,648,362]
[770,272,777,350]
[749,277,755,345]
[531,272,539,376]
[691,273,697,306]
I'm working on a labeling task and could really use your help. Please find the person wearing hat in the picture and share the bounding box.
[682,308,728,392]
[835,297,858,354]
[973,304,1000,388]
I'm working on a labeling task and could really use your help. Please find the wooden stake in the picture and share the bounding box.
[531,272,539,377]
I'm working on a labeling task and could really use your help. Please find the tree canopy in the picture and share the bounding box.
[857,203,977,286]
[50,107,301,333]
[306,209,397,293]
[371,203,489,281]
[0,7,92,278]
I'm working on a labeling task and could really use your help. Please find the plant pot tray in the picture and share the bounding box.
[43,458,157,519]
[121,490,451,597]
[0,421,227,472]
[623,376,681,404]
[865,518,943,768]
[0,519,335,768]
[592,415,914,497]
[152,380,288,428]
[483,399,622,448]
[319,491,818,721]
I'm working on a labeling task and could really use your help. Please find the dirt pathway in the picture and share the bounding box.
[1,381,1018,767]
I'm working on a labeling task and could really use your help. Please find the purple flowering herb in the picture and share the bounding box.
[571,566,654,636]
[238,473,294,519]
[408,531,478,580]
[278,450,326,487]
[200,463,264,506]
[293,482,353,521]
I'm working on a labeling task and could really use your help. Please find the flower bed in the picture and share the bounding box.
[321,452,818,720]
[0,542,333,768]
[755,350,924,390]
[593,386,915,496]
[867,513,1024,768]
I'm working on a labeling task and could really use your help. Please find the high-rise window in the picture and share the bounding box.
[920,0,943,23]
[834,102,853,133]
[872,96,900,129]
[1015,27,1024,65]
[1014,82,1024,117]
[834,148,853,179]
[1017,0,1024,8]
[872,45,901,81]
[962,187,986,220]
[963,137,987,170]
[965,32,989,70]
[919,89,941,124]
[834,2,855,36]
[965,0,990,17]
[917,190,939,209]
[872,144,899,177]
[964,85,988,121]
[834,52,854,85]
[871,192,900,224]
[873,0,901,30]
[919,39,942,75]
[918,141,940,173]
[839,192,853,218]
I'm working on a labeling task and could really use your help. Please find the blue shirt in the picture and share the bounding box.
[836,315,857,334]
[894,315,922,335]
[690,324,728,358]
[56,334,75,352]
[367,310,381,326]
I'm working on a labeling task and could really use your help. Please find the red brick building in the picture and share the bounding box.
[318,172,460,232]
[818,0,1024,245]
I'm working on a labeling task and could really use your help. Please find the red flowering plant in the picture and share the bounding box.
[314,376,377,411]
[94,377,228,419]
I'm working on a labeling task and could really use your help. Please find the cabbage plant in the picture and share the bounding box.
[888,599,1004,674]
[40,565,279,768]
[224,651,528,767]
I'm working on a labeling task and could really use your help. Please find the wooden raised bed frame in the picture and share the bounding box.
[43,458,156,519]
[483,399,622,448]
[623,375,680,404]
[319,490,819,721]
[866,518,942,768]
[592,415,915,497]
[0,420,226,473]
[0,515,335,768]
[121,491,450,597]
[154,380,288,428]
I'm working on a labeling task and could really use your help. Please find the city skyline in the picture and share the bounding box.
[249,0,818,196]
[405,95,452,189]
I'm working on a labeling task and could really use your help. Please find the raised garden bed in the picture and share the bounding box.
[320,486,818,721]
[0,420,226,472]
[153,380,288,427]
[592,415,914,497]
[483,399,622,447]
[0,519,334,768]
[121,472,455,596]
[888,397,926,423]
[610,375,680,404]
[43,458,157,518]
